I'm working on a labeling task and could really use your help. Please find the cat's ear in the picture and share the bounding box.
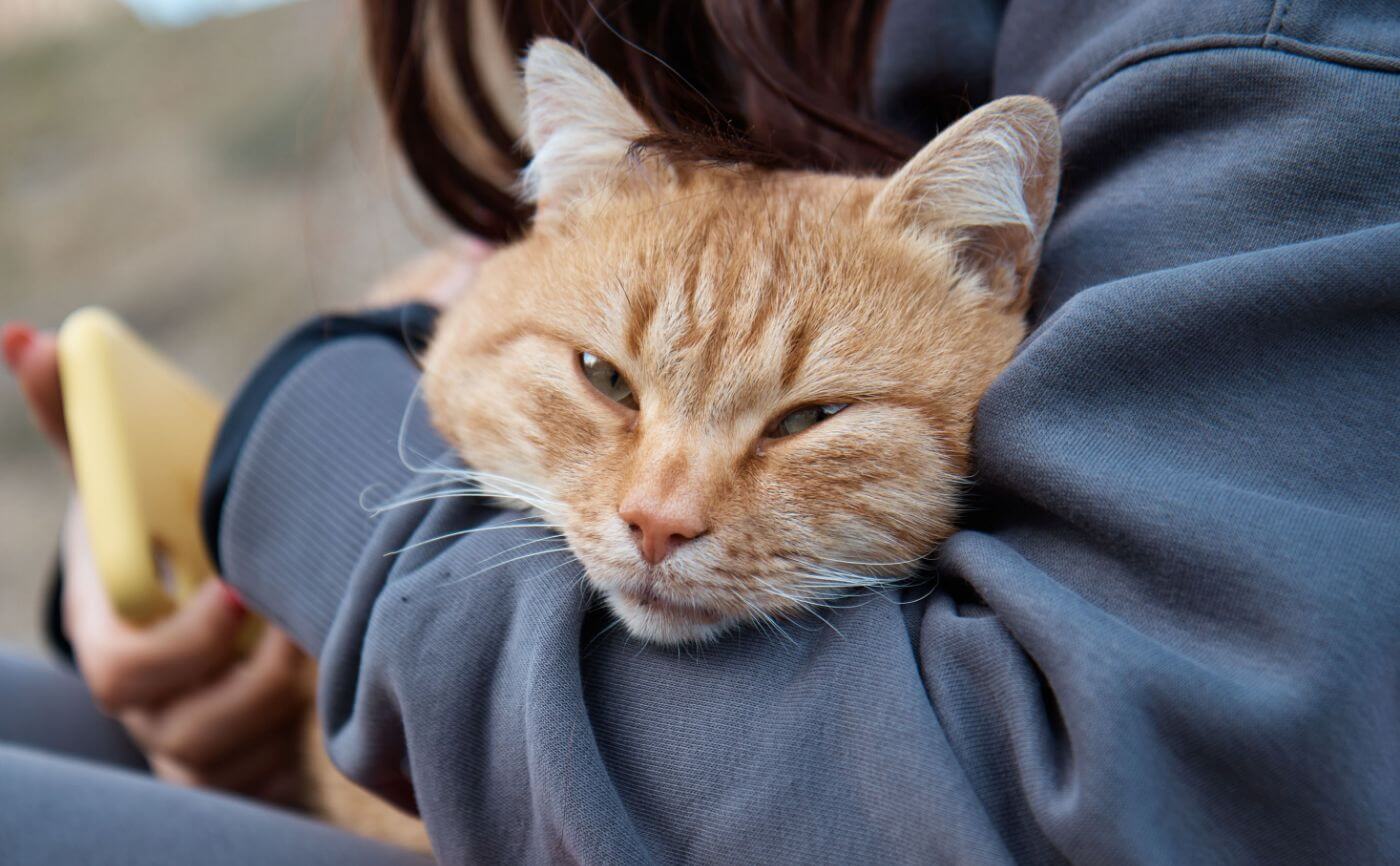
[869,96,1061,307]
[520,39,656,212]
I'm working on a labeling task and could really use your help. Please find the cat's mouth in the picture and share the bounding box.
[605,585,732,644]
[612,586,724,623]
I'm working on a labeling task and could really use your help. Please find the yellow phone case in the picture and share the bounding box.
[58,308,224,624]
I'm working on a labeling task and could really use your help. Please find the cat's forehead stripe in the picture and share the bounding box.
[613,214,835,417]
[624,280,656,358]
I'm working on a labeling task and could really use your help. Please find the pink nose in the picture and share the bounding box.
[618,503,707,565]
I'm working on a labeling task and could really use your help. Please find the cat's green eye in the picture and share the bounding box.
[769,403,848,439]
[579,351,638,410]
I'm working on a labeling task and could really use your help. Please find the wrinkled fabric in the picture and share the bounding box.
[0,649,430,865]
[214,1,1400,863]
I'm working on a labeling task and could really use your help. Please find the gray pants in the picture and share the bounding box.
[0,648,431,865]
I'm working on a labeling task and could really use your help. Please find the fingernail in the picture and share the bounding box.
[219,582,247,619]
[2,323,35,371]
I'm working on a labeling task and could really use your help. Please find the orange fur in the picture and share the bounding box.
[311,40,1060,851]
[421,41,1061,644]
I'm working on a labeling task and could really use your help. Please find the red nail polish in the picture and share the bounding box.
[220,583,247,619]
[2,323,35,371]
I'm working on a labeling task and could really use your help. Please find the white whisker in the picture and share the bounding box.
[730,590,798,646]
[475,532,569,567]
[437,546,577,587]
[519,554,585,585]
[811,551,933,569]
[381,519,555,557]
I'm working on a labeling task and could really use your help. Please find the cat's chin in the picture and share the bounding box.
[604,588,735,645]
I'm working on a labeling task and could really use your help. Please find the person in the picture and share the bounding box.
[4,0,1398,863]
[3,321,312,797]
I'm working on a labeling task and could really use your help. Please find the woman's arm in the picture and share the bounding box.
[209,228,1400,865]
[211,6,1400,864]
[209,331,987,863]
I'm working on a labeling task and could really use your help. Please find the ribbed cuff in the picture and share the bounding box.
[200,304,438,571]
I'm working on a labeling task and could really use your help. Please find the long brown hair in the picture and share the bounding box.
[362,0,914,241]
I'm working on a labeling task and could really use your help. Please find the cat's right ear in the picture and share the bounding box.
[869,96,1061,308]
[520,39,657,215]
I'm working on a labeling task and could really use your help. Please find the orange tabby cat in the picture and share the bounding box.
[312,39,1059,845]
[420,39,1061,644]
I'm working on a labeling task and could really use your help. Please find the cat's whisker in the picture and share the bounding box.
[799,604,845,640]
[740,599,797,647]
[430,468,556,501]
[790,564,942,610]
[382,520,555,557]
[810,561,901,581]
[811,551,935,569]
[360,477,480,512]
[382,402,565,513]
[810,587,887,610]
[571,568,594,602]
[370,488,557,516]
[727,588,799,646]
[753,577,828,607]
[460,478,563,513]
[890,581,941,606]
[790,571,884,591]
[474,532,570,567]
[752,578,846,640]
[422,463,548,487]
[758,612,799,646]
[394,382,465,478]
[518,554,586,586]
[369,491,512,515]
[437,546,578,587]
[583,613,626,655]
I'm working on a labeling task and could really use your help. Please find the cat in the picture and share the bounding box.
[313,38,1059,847]
[419,39,1061,644]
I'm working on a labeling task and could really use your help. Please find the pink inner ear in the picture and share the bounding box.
[954,223,1040,307]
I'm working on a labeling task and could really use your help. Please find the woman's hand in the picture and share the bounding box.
[3,324,311,805]
[362,236,493,309]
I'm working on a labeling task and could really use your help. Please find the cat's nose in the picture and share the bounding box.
[618,501,707,565]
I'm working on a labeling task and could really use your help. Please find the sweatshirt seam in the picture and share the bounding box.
[1264,0,1292,41]
[1062,32,1400,115]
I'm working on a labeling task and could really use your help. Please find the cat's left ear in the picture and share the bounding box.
[869,96,1061,307]
[520,39,657,214]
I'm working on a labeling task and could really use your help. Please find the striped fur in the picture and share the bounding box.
[421,41,1060,643]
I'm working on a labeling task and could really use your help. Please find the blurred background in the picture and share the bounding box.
[0,0,450,648]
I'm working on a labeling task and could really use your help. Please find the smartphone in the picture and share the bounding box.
[57,308,224,624]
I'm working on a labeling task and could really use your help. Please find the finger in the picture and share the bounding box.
[76,578,248,712]
[251,767,309,809]
[426,238,493,306]
[453,234,494,264]
[148,719,302,796]
[2,323,69,455]
[121,629,308,770]
[203,719,303,795]
[61,497,129,630]
[61,497,148,686]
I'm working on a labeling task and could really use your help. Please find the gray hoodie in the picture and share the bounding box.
[210,1,1400,862]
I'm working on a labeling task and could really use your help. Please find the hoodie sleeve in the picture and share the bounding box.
[208,3,1400,862]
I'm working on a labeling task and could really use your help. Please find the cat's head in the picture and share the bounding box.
[423,40,1060,643]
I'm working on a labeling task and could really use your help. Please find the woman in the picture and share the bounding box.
[4,0,1398,862]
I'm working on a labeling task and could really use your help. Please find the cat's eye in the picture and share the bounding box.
[579,351,638,410]
[768,403,848,439]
